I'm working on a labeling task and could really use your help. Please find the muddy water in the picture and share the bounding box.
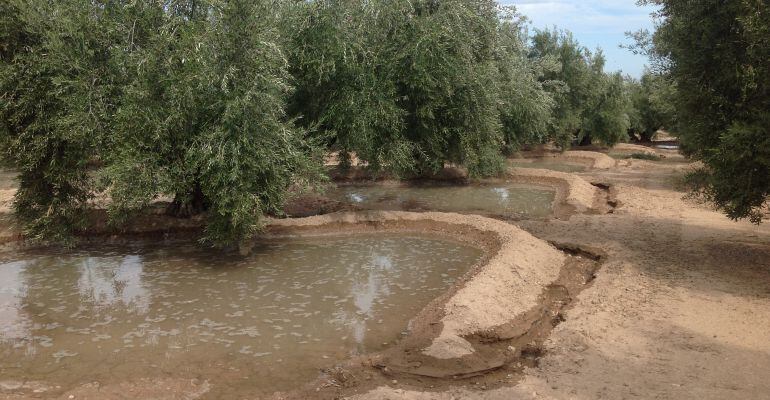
[508,159,588,173]
[0,234,482,397]
[329,183,555,218]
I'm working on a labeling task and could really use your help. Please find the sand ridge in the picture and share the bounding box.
[561,150,617,169]
[506,167,602,215]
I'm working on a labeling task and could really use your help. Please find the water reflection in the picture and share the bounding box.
[0,261,30,342]
[348,193,366,203]
[329,183,555,218]
[491,187,510,202]
[334,252,397,345]
[0,234,482,395]
[77,255,149,313]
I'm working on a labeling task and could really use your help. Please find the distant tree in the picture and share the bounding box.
[530,30,630,148]
[579,68,631,147]
[626,71,677,142]
[530,29,592,148]
[637,0,770,222]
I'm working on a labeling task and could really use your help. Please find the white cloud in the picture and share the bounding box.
[505,0,656,34]
[500,0,658,76]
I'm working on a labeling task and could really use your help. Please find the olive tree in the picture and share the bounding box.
[580,67,631,147]
[107,0,320,246]
[530,29,630,148]
[637,0,770,222]
[529,29,593,148]
[1,0,320,246]
[495,9,555,154]
[0,0,142,242]
[287,0,408,172]
[290,0,505,177]
[626,70,677,142]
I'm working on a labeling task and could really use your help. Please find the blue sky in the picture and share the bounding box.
[500,0,658,77]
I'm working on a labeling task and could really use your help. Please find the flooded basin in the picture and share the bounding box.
[508,158,588,173]
[0,234,483,397]
[328,182,555,219]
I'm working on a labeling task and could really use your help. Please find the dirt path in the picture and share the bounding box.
[355,151,770,399]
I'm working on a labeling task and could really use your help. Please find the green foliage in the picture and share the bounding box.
[626,71,677,141]
[530,30,630,148]
[530,29,591,148]
[290,0,505,177]
[0,0,135,242]
[1,0,320,246]
[107,0,320,246]
[639,0,770,222]
[288,0,410,173]
[495,11,555,154]
[580,70,631,147]
[3,0,683,245]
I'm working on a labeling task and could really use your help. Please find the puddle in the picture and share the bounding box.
[0,234,483,397]
[508,159,588,173]
[327,183,555,219]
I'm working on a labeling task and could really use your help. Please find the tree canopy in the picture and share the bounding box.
[530,29,631,148]
[1,0,130,242]
[106,0,320,246]
[289,0,506,177]
[495,11,555,154]
[1,0,320,246]
[626,70,677,142]
[638,0,769,222]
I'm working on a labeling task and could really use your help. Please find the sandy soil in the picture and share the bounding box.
[610,143,659,156]
[351,150,770,400]
[509,150,616,170]
[0,189,13,214]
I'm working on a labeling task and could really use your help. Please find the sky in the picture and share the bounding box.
[500,0,659,78]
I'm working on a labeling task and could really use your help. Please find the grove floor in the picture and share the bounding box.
[357,150,770,400]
